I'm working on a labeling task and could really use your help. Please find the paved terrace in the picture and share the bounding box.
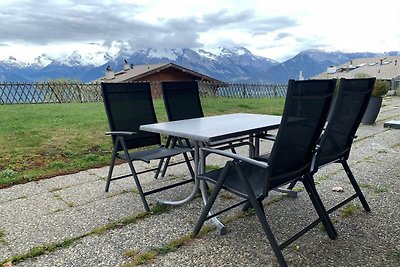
[1,97,399,267]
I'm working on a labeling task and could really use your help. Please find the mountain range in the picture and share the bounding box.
[0,47,399,83]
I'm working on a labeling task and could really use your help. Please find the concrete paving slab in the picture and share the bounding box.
[0,246,12,263]
[53,179,109,206]
[0,182,47,204]
[2,206,100,257]
[36,171,100,191]
[0,191,66,226]
[74,192,143,225]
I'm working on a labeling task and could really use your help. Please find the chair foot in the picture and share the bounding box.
[303,177,337,239]
[242,201,252,211]
[216,225,228,235]
[105,183,110,192]
[274,187,298,198]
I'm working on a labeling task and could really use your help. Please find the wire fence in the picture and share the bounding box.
[0,81,287,104]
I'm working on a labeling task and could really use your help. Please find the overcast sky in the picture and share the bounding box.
[0,0,399,62]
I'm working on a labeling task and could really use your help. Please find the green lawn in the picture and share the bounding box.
[0,96,284,187]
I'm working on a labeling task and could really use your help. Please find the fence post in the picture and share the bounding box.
[0,83,4,104]
[77,83,83,103]
[48,82,61,103]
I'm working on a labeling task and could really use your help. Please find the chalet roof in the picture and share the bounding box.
[97,62,221,83]
[312,55,400,80]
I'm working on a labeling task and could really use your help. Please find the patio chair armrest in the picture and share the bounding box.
[105,131,137,136]
[202,147,269,169]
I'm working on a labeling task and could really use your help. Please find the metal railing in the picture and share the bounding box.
[0,81,287,104]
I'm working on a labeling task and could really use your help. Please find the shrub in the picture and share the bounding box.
[372,80,390,97]
[354,73,390,97]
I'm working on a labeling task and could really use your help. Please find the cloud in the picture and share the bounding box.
[0,1,143,43]
[0,1,298,50]
[0,0,398,61]
[201,9,255,26]
[199,9,298,35]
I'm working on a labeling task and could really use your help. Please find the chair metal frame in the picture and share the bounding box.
[101,82,195,212]
[193,79,337,267]
[288,77,375,215]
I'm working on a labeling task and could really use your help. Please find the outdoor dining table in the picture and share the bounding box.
[140,113,282,234]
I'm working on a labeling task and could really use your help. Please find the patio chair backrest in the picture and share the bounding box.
[316,78,375,167]
[101,82,161,151]
[161,81,204,121]
[267,79,336,190]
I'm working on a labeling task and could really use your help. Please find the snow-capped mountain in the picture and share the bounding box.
[30,54,54,68]
[0,47,398,83]
[263,49,400,83]
[0,46,279,82]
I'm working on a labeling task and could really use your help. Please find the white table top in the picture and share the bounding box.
[140,113,281,142]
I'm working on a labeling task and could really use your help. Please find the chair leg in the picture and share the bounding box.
[159,138,179,178]
[119,138,151,212]
[155,136,174,179]
[249,195,288,267]
[341,161,371,212]
[176,137,195,179]
[105,141,119,192]
[241,198,264,212]
[105,156,115,192]
[126,159,150,212]
[154,158,164,179]
[156,156,171,178]
[302,175,337,239]
[236,165,287,267]
[158,136,194,179]
[182,152,195,179]
[287,180,297,190]
[229,143,237,154]
[193,162,233,235]
[161,137,194,179]
[193,181,223,235]
[242,200,252,212]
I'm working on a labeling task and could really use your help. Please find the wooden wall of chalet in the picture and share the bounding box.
[136,68,198,82]
[133,67,204,98]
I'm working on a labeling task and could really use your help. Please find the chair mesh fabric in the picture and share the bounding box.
[267,79,336,188]
[101,82,161,150]
[317,78,375,166]
[162,81,204,121]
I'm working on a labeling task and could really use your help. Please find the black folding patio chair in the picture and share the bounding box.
[101,82,194,212]
[161,81,204,155]
[287,77,375,215]
[162,81,205,121]
[193,79,337,267]
[157,81,255,178]
[162,80,255,146]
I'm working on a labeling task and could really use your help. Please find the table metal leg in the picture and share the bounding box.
[157,178,199,206]
[200,180,227,235]
[157,141,199,206]
[198,142,227,235]
[254,136,260,157]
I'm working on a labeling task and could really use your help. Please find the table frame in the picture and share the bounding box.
[140,113,281,234]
